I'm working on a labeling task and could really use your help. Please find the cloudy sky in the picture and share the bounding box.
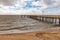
[0,0,60,15]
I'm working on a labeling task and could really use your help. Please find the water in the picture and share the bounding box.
[0,15,59,34]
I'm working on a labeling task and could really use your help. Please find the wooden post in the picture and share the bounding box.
[59,18,60,24]
[55,18,57,24]
[40,16,41,21]
[51,18,54,24]
[42,17,44,21]
[45,18,47,22]
[43,17,45,22]
[41,17,42,21]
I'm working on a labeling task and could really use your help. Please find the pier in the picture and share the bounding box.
[28,15,60,25]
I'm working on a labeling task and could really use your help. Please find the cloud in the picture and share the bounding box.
[40,0,60,15]
[43,5,60,15]
[43,0,60,7]
[0,0,17,6]
[0,0,60,15]
[44,0,54,5]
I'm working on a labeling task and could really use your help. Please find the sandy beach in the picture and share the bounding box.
[0,30,60,40]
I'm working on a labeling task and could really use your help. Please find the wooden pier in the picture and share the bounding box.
[28,15,60,25]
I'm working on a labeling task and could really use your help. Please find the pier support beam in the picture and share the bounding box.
[59,19,60,24]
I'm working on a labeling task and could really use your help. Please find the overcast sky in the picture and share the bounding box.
[0,0,60,15]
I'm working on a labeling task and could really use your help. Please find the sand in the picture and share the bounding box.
[0,30,60,40]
